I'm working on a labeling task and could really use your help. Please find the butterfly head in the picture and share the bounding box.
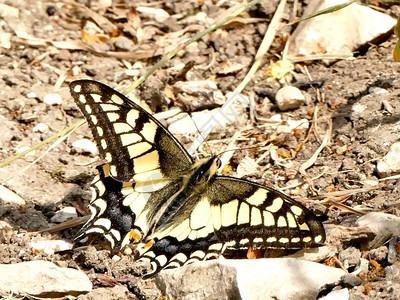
[190,155,221,187]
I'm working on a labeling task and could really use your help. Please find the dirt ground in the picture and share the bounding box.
[1,0,400,299]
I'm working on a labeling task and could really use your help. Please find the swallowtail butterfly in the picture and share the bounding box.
[70,80,325,278]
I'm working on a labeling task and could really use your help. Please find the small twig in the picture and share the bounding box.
[299,118,332,173]
[0,119,85,169]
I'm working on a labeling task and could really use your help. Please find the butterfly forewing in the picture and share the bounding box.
[70,80,193,183]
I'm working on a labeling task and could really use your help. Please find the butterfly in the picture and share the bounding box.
[70,80,325,279]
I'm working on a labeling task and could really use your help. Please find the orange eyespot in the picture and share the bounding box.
[128,229,142,243]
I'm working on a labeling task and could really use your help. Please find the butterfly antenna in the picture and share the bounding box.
[186,110,214,157]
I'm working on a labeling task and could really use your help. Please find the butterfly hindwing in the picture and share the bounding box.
[70,80,193,183]
[135,173,325,278]
[207,176,325,249]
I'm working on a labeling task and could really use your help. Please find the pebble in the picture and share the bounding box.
[136,7,170,22]
[29,239,74,255]
[341,274,362,288]
[275,86,305,111]
[26,92,37,98]
[376,142,400,178]
[367,245,388,261]
[43,93,62,105]
[50,206,78,223]
[0,185,26,206]
[0,260,92,297]
[72,138,98,156]
[114,36,135,51]
[33,123,49,133]
[173,80,226,111]
[338,246,361,268]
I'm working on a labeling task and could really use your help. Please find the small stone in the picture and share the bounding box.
[338,246,361,268]
[173,80,226,111]
[43,93,62,105]
[275,86,305,111]
[367,245,388,261]
[50,207,78,223]
[0,185,26,206]
[72,138,98,156]
[376,142,400,178]
[26,92,37,98]
[33,123,49,133]
[114,36,135,51]
[341,274,362,288]
[385,261,400,281]
[29,239,74,255]
[0,261,92,297]
[136,7,170,22]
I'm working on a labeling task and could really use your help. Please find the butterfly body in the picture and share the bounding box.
[70,80,325,278]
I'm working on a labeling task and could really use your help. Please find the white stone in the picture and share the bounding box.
[288,0,396,58]
[29,239,74,255]
[26,92,37,98]
[136,7,170,23]
[376,142,400,178]
[275,86,305,111]
[0,261,92,297]
[33,123,49,133]
[50,207,78,223]
[156,258,346,300]
[72,138,98,155]
[43,93,62,105]
[0,185,26,206]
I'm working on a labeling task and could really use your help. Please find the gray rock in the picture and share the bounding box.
[338,246,361,268]
[367,245,388,261]
[114,36,135,51]
[356,212,400,238]
[288,0,396,58]
[0,185,26,206]
[156,258,346,300]
[50,206,78,223]
[0,261,92,297]
[376,142,400,178]
[341,274,362,288]
[275,86,305,111]
[173,80,226,111]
